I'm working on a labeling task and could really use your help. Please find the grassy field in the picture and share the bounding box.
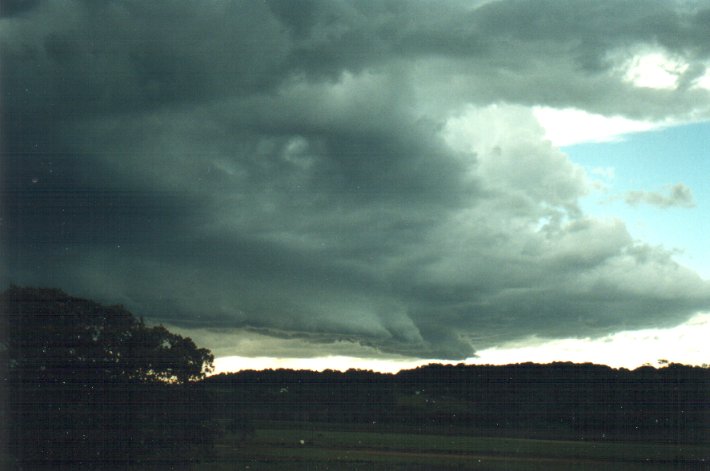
[195,425,710,470]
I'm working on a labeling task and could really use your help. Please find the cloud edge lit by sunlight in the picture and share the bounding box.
[212,312,710,374]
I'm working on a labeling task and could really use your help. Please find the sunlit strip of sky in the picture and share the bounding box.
[212,312,710,374]
[471,312,710,369]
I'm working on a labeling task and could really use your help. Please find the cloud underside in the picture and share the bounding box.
[3,0,710,359]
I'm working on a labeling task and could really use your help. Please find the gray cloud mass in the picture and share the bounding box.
[3,0,710,360]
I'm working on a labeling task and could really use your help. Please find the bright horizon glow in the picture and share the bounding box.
[212,312,710,374]
[471,312,710,369]
[212,355,432,374]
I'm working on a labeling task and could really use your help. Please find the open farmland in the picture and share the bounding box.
[196,425,710,471]
[194,364,709,469]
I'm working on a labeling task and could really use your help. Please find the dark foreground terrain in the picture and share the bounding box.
[195,422,709,470]
[204,362,709,444]
[193,364,710,470]
[3,287,709,469]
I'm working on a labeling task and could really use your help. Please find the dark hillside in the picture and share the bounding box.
[203,362,710,443]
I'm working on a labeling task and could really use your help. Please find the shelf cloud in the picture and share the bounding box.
[3,0,710,360]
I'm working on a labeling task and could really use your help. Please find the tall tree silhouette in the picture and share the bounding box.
[1,286,218,465]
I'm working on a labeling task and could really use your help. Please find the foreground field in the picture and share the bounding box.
[196,425,710,470]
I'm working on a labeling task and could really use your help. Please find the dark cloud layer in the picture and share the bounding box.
[3,0,710,359]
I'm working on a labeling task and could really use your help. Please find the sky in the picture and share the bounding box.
[3,0,710,372]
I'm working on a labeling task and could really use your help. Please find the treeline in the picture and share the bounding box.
[203,362,710,443]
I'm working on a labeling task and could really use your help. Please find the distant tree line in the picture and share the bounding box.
[204,362,710,443]
[1,286,218,467]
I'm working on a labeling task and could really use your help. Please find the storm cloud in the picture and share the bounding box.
[4,0,710,360]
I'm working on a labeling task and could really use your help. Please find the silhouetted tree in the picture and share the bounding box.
[1,286,217,465]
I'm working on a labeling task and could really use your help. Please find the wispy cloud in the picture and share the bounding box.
[625,183,696,209]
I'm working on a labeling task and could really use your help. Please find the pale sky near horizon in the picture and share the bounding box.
[212,312,710,374]
[4,0,710,373]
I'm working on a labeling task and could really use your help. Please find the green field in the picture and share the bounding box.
[195,425,710,470]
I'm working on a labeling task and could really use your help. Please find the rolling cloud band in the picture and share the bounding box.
[3,0,710,360]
